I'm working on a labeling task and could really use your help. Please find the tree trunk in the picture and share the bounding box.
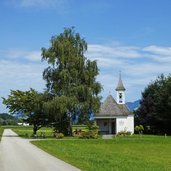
[69,113,73,136]
[33,124,38,135]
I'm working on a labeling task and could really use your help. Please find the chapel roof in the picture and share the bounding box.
[95,95,130,117]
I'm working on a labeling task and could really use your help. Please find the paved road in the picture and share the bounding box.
[0,129,80,171]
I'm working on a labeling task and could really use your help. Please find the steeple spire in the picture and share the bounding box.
[115,72,126,104]
[115,71,126,91]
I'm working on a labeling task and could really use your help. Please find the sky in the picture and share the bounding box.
[0,0,171,113]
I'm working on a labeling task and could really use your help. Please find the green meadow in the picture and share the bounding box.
[11,125,88,139]
[32,135,171,171]
[11,126,54,138]
[1,127,171,170]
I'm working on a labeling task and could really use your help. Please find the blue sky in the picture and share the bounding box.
[0,0,171,113]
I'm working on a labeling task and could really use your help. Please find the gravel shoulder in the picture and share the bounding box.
[0,129,80,171]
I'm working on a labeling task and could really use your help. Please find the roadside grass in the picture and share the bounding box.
[32,135,171,171]
[0,127,4,141]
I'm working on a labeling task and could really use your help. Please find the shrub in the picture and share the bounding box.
[54,132,64,139]
[79,130,99,139]
[79,124,99,139]
[40,132,46,139]
[117,130,132,136]
[73,129,82,136]
[135,125,144,134]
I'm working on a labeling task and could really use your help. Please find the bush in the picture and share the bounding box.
[79,130,99,139]
[54,132,64,139]
[117,130,132,136]
[79,124,99,139]
[135,125,144,134]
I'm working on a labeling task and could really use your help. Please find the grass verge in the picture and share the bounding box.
[32,135,171,171]
[0,127,4,141]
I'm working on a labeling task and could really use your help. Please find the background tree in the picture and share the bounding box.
[42,27,102,135]
[136,74,171,134]
[3,89,50,135]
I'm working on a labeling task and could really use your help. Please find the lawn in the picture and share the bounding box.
[11,126,54,138]
[10,125,88,139]
[0,127,4,141]
[32,135,171,171]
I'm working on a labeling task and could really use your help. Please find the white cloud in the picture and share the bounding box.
[1,49,41,62]
[143,45,171,62]
[0,59,47,113]
[1,43,171,112]
[0,59,46,92]
[87,43,171,102]
[87,44,141,59]
[143,45,171,56]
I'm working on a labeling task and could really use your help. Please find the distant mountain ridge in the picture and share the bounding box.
[0,113,16,120]
[126,100,140,112]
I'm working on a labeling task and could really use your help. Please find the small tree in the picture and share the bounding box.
[3,89,50,135]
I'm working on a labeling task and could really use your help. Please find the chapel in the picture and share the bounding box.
[94,74,134,134]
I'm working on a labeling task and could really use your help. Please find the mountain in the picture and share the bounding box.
[126,100,140,112]
[0,113,16,120]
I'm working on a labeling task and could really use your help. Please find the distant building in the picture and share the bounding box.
[17,122,29,126]
[94,74,134,134]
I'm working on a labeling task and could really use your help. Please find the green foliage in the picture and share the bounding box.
[42,27,102,135]
[0,127,4,141]
[136,74,171,134]
[117,130,132,136]
[32,136,171,171]
[72,125,89,132]
[44,95,77,135]
[135,125,144,134]
[2,28,102,136]
[2,89,51,134]
[80,130,99,139]
[54,132,64,139]
[79,124,99,139]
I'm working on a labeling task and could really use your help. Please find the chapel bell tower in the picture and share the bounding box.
[115,73,126,104]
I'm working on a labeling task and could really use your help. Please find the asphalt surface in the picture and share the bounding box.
[0,129,80,171]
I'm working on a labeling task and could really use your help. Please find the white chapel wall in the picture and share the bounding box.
[116,116,128,133]
[116,115,134,134]
[127,115,134,133]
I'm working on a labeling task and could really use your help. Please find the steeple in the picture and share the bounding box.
[116,72,126,104]
[115,72,126,91]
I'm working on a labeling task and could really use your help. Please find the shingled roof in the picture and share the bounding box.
[95,95,130,117]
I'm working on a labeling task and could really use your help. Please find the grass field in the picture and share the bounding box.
[32,135,171,171]
[11,126,54,138]
[9,125,88,139]
[0,127,4,141]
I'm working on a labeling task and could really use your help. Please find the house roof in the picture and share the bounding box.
[95,95,130,117]
[115,74,126,91]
